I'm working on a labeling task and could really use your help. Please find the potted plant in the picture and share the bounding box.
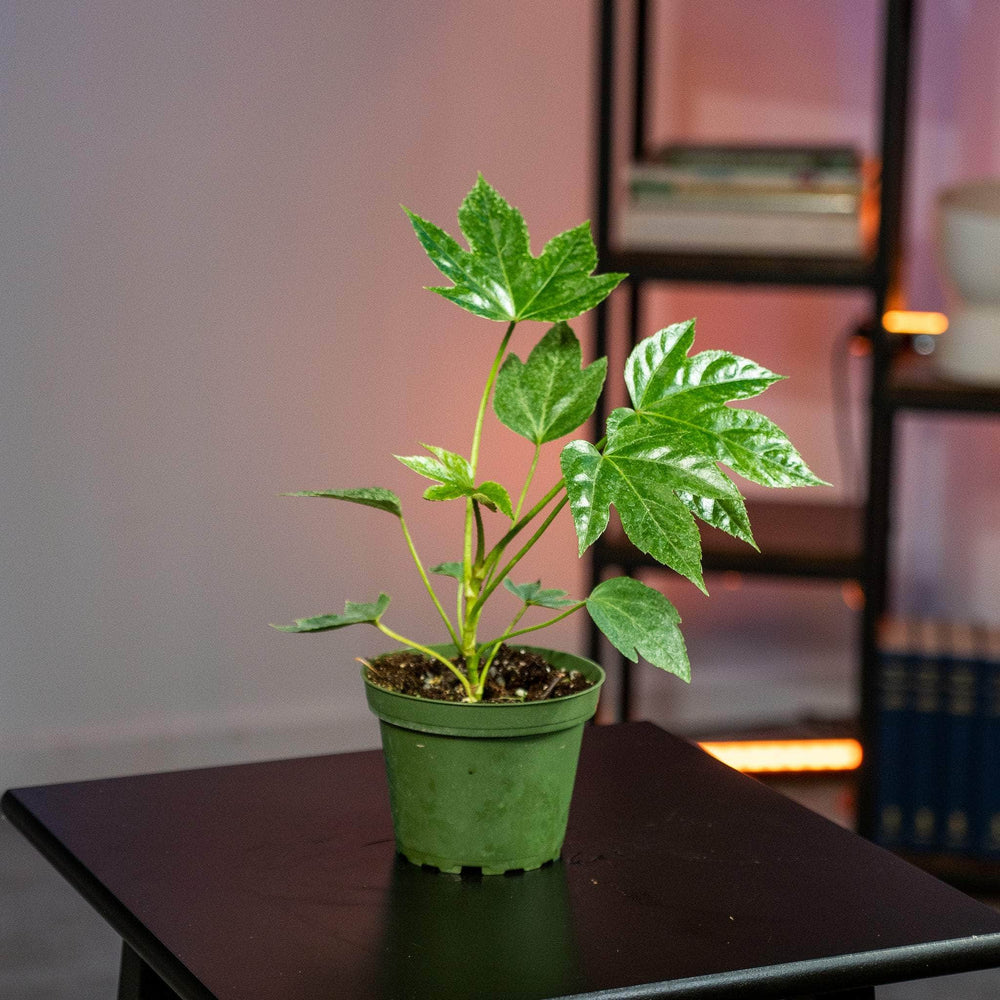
[275,176,824,873]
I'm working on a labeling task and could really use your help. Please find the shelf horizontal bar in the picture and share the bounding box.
[596,499,865,580]
[889,353,1000,413]
[600,247,878,288]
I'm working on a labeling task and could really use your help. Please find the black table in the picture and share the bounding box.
[4,722,1000,999]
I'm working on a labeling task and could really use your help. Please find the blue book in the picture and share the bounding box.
[975,625,1000,859]
[905,619,946,852]
[941,622,979,854]
[874,616,911,849]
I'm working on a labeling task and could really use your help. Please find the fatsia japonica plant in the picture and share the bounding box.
[275,176,825,700]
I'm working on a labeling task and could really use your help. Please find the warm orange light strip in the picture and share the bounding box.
[698,738,864,774]
[882,310,949,335]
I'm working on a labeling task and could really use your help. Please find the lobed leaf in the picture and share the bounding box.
[271,594,391,633]
[503,578,577,609]
[562,319,824,586]
[625,320,784,411]
[404,175,625,323]
[586,577,690,681]
[396,445,512,516]
[431,562,463,580]
[561,436,739,592]
[283,488,402,518]
[471,481,514,518]
[620,322,826,489]
[494,322,607,444]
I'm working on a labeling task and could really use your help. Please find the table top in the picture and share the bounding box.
[5,721,1000,999]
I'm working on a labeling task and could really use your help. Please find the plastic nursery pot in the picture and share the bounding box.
[363,646,604,875]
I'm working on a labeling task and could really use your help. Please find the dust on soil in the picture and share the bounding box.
[364,644,593,702]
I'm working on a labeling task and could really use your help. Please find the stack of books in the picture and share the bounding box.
[874,617,1000,858]
[618,144,875,257]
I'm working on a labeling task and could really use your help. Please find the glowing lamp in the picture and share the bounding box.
[699,738,864,774]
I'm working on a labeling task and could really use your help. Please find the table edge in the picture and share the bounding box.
[2,788,215,1000]
[555,933,1000,999]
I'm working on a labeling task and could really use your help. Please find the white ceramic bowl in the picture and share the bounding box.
[936,179,1000,383]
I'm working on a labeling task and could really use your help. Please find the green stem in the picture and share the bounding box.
[374,622,476,700]
[481,476,566,589]
[474,501,486,568]
[493,601,586,643]
[472,601,587,699]
[514,444,541,521]
[470,321,516,475]
[460,321,517,680]
[473,640,503,699]
[476,491,570,615]
[462,496,475,615]
[504,602,530,640]
[399,514,460,649]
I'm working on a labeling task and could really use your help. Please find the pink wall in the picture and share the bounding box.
[643,0,1000,624]
[2,1,997,784]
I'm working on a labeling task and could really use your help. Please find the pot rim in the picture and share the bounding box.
[362,644,605,737]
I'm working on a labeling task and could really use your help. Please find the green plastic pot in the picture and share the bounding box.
[363,646,604,875]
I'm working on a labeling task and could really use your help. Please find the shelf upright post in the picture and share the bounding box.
[590,0,616,673]
[591,0,654,719]
[858,0,916,840]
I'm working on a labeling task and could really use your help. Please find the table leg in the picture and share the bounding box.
[117,943,180,1000]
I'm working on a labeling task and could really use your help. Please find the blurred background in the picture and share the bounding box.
[3,0,1000,791]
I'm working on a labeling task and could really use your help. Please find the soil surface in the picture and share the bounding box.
[365,644,593,702]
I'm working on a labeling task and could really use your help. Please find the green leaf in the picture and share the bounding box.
[397,445,512,516]
[431,562,463,580]
[470,481,514,518]
[600,408,757,549]
[622,322,827,489]
[674,490,756,549]
[561,319,825,587]
[625,319,784,410]
[396,444,473,485]
[404,175,625,323]
[283,488,402,518]
[503,578,578,609]
[271,594,391,633]
[561,436,739,592]
[586,577,689,682]
[494,322,607,444]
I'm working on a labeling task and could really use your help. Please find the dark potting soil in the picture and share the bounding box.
[365,644,593,703]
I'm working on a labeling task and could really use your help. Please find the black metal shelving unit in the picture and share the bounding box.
[857,344,1000,854]
[593,1,1000,875]
[590,0,915,726]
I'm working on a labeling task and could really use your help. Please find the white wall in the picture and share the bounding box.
[3,1,999,788]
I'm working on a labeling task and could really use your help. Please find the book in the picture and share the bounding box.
[618,202,867,257]
[941,621,981,853]
[629,143,863,191]
[905,619,946,851]
[618,143,874,257]
[627,184,861,216]
[874,616,912,849]
[976,625,1000,858]
[873,615,1000,858]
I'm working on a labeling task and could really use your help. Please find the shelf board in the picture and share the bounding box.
[595,499,865,581]
[889,351,1000,413]
[600,246,878,288]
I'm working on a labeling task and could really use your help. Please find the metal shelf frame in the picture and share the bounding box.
[589,2,916,809]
